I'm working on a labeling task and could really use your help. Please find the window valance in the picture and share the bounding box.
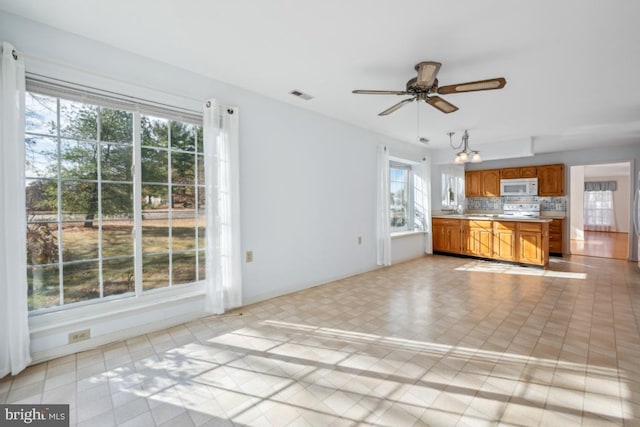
[584,181,617,191]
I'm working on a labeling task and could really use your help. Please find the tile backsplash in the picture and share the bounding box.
[466,196,568,212]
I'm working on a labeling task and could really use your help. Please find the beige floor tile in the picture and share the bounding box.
[3,254,639,425]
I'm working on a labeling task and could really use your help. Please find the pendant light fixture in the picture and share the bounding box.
[449,130,481,164]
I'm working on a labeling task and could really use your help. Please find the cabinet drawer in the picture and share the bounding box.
[433,218,460,226]
[467,220,492,229]
[549,222,563,231]
[549,240,562,252]
[494,221,517,231]
[518,222,543,232]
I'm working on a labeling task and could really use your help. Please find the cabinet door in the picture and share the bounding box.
[446,224,462,253]
[518,222,548,266]
[518,230,543,265]
[538,164,565,196]
[482,169,501,197]
[432,222,446,252]
[520,167,537,178]
[501,168,520,179]
[493,222,517,261]
[465,171,482,197]
[464,221,493,257]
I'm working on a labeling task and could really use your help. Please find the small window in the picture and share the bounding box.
[390,161,413,231]
[441,166,464,210]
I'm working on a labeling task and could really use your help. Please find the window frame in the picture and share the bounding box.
[441,165,465,210]
[389,160,415,233]
[25,80,205,315]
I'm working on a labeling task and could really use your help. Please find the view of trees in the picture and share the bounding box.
[25,92,205,310]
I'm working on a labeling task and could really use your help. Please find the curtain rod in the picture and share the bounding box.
[17,50,203,110]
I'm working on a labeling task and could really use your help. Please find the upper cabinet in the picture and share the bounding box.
[537,164,564,196]
[500,166,537,179]
[465,169,500,197]
[466,163,565,197]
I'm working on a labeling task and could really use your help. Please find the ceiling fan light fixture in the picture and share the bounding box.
[415,61,441,87]
[352,61,506,116]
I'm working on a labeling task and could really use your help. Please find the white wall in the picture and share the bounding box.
[570,166,585,240]
[1,12,429,360]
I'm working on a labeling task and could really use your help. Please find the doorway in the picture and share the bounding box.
[569,162,631,259]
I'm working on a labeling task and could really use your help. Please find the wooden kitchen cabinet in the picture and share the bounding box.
[518,222,549,266]
[493,221,517,261]
[537,164,565,196]
[501,167,537,179]
[483,169,501,196]
[465,171,482,197]
[549,218,564,255]
[463,220,493,258]
[465,169,500,197]
[433,216,551,267]
[432,218,462,253]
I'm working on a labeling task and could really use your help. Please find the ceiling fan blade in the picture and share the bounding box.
[438,77,507,94]
[426,96,458,114]
[415,61,441,87]
[379,97,415,116]
[352,89,408,95]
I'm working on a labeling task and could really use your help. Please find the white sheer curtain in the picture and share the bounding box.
[0,42,31,377]
[415,156,432,254]
[376,145,391,265]
[584,190,615,232]
[203,99,242,314]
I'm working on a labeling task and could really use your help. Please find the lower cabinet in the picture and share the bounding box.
[517,222,549,266]
[432,218,462,253]
[493,221,517,261]
[463,220,493,258]
[549,218,564,255]
[433,217,550,267]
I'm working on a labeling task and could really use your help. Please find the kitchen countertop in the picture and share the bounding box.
[432,213,553,223]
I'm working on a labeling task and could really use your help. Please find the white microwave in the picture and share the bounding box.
[500,178,538,196]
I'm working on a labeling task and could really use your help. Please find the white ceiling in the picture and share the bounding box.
[2,0,640,154]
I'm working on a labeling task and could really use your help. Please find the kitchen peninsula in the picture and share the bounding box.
[432,214,551,268]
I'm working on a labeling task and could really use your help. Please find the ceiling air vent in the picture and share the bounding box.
[289,89,314,101]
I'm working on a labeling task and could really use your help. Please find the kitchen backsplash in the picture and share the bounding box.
[466,196,568,212]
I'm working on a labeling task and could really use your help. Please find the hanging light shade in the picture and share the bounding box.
[449,130,481,164]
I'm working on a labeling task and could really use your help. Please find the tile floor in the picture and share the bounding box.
[2,254,640,426]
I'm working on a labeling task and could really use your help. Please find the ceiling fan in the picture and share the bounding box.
[352,61,506,116]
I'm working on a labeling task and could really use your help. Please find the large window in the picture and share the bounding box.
[584,190,615,231]
[25,88,204,312]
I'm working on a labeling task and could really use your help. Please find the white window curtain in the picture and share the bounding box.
[0,42,31,377]
[203,99,242,314]
[415,156,432,254]
[376,145,391,266]
[584,190,615,232]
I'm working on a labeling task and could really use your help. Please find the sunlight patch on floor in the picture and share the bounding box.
[454,260,587,279]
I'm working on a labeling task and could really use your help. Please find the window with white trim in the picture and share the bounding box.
[25,83,204,312]
[389,161,414,231]
[441,165,464,210]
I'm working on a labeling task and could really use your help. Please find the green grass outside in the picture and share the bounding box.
[27,219,205,311]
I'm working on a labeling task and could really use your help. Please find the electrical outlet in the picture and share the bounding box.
[68,329,90,344]
[246,250,253,263]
